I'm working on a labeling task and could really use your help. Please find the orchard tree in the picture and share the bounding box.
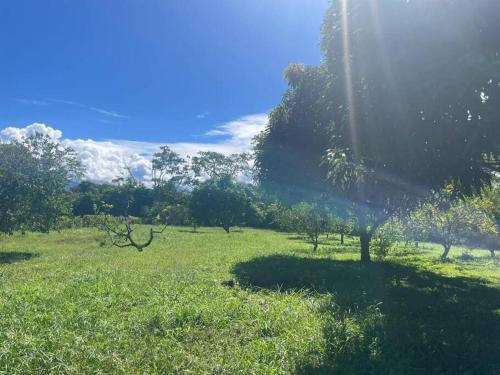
[411,189,496,259]
[95,175,167,253]
[465,184,500,257]
[189,151,252,181]
[256,0,500,262]
[189,176,251,233]
[331,215,352,245]
[0,134,83,235]
[97,209,167,252]
[273,202,332,251]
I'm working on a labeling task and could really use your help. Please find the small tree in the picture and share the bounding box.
[411,190,496,260]
[371,219,404,259]
[463,186,499,258]
[277,202,332,251]
[331,215,352,245]
[0,134,83,236]
[189,176,250,233]
[97,211,166,252]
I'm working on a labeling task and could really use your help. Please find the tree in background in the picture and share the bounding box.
[256,0,500,262]
[0,134,83,235]
[189,176,251,233]
[464,184,500,257]
[330,214,352,246]
[189,151,252,181]
[410,189,496,259]
[72,181,104,216]
[275,202,332,251]
[152,145,186,188]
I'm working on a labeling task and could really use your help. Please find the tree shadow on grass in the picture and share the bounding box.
[0,251,37,264]
[177,229,208,234]
[231,255,500,374]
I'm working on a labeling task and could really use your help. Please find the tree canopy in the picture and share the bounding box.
[255,0,500,261]
[190,176,252,233]
[0,134,83,235]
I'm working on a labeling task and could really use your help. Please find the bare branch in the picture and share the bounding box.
[97,213,167,252]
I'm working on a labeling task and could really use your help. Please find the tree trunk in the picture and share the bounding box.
[360,231,371,263]
[441,244,451,260]
[340,232,344,245]
[313,235,318,251]
[490,249,496,258]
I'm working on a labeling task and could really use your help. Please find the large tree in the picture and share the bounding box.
[189,151,252,181]
[0,134,83,235]
[255,0,500,261]
[189,176,251,233]
[151,145,186,188]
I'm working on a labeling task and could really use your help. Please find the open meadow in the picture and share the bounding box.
[1,227,499,374]
[2,1,500,374]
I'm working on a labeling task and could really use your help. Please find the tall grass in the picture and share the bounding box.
[0,227,498,373]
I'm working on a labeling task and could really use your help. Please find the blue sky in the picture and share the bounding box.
[0,0,329,181]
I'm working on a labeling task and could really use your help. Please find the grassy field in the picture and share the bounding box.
[0,227,499,374]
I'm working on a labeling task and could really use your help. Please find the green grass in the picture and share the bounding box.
[0,227,499,374]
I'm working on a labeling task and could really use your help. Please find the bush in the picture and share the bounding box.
[372,223,400,259]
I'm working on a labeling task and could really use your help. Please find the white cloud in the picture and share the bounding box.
[0,122,63,141]
[204,113,268,147]
[0,113,268,184]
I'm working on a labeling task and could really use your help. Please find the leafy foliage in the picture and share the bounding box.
[410,189,496,259]
[189,151,252,181]
[151,145,186,187]
[190,176,252,233]
[255,0,500,261]
[274,202,332,251]
[0,134,83,235]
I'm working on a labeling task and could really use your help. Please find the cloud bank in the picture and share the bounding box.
[0,114,268,184]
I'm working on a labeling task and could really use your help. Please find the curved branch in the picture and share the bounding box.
[98,214,167,252]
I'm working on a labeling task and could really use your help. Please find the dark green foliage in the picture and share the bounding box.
[72,194,97,216]
[322,0,500,196]
[159,204,192,226]
[255,65,333,204]
[0,134,83,234]
[255,0,500,261]
[190,176,252,232]
[72,178,155,218]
